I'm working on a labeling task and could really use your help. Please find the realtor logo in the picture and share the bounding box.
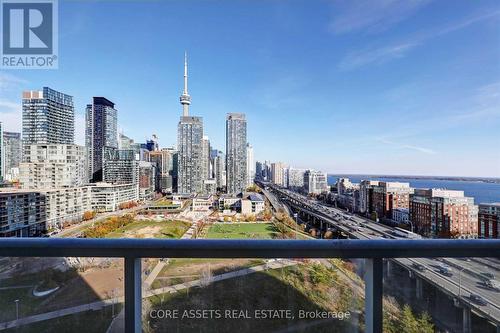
[1,0,58,68]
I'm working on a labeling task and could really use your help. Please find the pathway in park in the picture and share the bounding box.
[0,259,296,331]
[108,213,209,332]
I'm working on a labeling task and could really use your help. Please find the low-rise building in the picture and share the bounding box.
[218,195,241,212]
[241,193,265,215]
[392,207,409,224]
[192,195,214,211]
[90,182,139,212]
[41,186,92,229]
[0,189,46,237]
[478,203,500,239]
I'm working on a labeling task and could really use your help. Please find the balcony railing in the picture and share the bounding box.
[1,238,499,333]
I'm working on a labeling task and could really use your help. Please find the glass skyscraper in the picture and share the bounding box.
[226,113,247,194]
[22,87,74,156]
[86,97,118,182]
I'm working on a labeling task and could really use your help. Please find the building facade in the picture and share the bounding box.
[271,162,286,186]
[0,190,47,237]
[304,170,328,194]
[41,187,92,230]
[19,144,87,189]
[410,188,478,238]
[478,203,500,239]
[149,148,175,193]
[177,116,204,194]
[90,182,139,212]
[392,207,410,224]
[138,161,155,200]
[0,122,3,181]
[86,97,118,182]
[22,88,74,155]
[359,180,380,216]
[213,150,226,192]
[2,131,21,181]
[226,113,247,194]
[246,143,254,187]
[372,182,413,220]
[102,147,139,185]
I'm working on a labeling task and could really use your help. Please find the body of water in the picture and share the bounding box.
[328,175,500,205]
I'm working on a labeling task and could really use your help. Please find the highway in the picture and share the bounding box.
[261,183,500,326]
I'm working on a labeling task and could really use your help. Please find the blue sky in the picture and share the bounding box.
[1,0,499,177]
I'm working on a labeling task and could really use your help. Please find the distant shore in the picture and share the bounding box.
[327,174,500,184]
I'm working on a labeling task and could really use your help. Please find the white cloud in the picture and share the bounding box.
[376,138,436,155]
[329,0,431,35]
[0,72,27,90]
[338,42,418,70]
[338,10,500,70]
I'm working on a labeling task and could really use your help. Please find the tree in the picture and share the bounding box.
[398,304,419,333]
[82,211,96,221]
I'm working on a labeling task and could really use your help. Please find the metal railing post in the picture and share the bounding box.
[365,258,383,333]
[125,257,142,333]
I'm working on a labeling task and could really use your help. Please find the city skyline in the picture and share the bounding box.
[0,1,499,177]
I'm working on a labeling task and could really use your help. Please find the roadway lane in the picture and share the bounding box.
[263,184,500,325]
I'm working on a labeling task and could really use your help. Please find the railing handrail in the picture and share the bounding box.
[1,238,499,258]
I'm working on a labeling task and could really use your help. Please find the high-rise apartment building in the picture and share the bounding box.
[102,147,138,185]
[138,161,155,200]
[213,150,226,192]
[271,162,286,186]
[287,168,306,189]
[246,143,254,187]
[202,136,211,180]
[478,203,500,239]
[19,144,87,189]
[304,170,328,194]
[86,97,118,182]
[177,116,204,194]
[226,113,247,194]
[22,87,74,155]
[359,180,380,216]
[410,189,478,238]
[119,133,134,150]
[149,148,175,193]
[3,131,21,181]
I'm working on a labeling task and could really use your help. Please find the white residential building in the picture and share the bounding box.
[90,182,139,212]
[304,170,328,194]
[19,144,87,189]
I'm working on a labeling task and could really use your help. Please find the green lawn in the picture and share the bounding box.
[206,223,278,239]
[105,219,190,239]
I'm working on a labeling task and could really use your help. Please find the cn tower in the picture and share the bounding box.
[179,52,191,116]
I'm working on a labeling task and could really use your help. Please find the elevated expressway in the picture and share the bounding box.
[261,183,500,331]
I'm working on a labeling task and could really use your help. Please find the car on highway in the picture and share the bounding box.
[438,264,453,276]
[481,272,495,280]
[469,294,488,306]
[484,279,500,291]
[412,263,426,272]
